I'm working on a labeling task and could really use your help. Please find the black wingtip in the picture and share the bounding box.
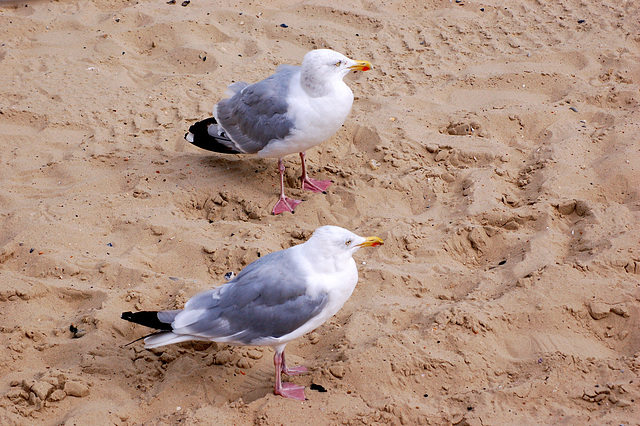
[121,310,173,331]
[186,117,240,154]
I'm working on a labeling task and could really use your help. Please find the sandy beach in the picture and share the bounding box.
[1,0,639,424]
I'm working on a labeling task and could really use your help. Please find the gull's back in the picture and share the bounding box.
[214,66,299,154]
[166,247,329,346]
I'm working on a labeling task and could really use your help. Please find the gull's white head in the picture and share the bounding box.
[304,225,383,260]
[300,49,371,94]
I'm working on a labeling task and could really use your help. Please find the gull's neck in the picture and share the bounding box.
[299,240,357,274]
[300,70,347,97]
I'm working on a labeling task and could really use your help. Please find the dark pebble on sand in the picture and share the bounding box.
[310,383,327,392]
[70,324,85,338]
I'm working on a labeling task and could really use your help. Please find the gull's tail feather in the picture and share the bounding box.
[143,332,199,349]
[122,310,195,349]
[185,117,241,154]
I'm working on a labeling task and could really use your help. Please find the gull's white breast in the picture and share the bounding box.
[254,256,359,346]
[257,74,354,159]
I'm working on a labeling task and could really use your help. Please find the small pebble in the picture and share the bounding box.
[69,324,85,338]
[236,357,251,369]
[588,301,610,320]
[280,23,288,28]
[212,350,233,365]
[64,381,89,398]
[441,172,455,183]
[49,389,67,402]
[610,305,630,317]
[329,364,344,378]
[6,388,28,401]
[246,349,263,359]
[31,381,54,400]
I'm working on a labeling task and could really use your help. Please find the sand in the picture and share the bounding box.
[1,0,639,424]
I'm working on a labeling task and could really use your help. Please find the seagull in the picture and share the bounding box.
[185,49,372,214]
[121,225,383,400]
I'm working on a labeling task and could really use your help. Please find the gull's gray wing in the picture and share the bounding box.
[214,65,299,154]
[172,249,328,345]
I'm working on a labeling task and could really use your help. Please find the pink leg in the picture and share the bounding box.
[273,350,306,401]
[272,158,302,215]
[300,152,332,193]
[281,351,308,376]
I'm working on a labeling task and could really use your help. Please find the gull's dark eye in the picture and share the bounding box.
[345,239,352,246]
[334,61,342,67]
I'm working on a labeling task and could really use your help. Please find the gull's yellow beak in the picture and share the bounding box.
[350,60,372,72]
[357,236,384,248]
